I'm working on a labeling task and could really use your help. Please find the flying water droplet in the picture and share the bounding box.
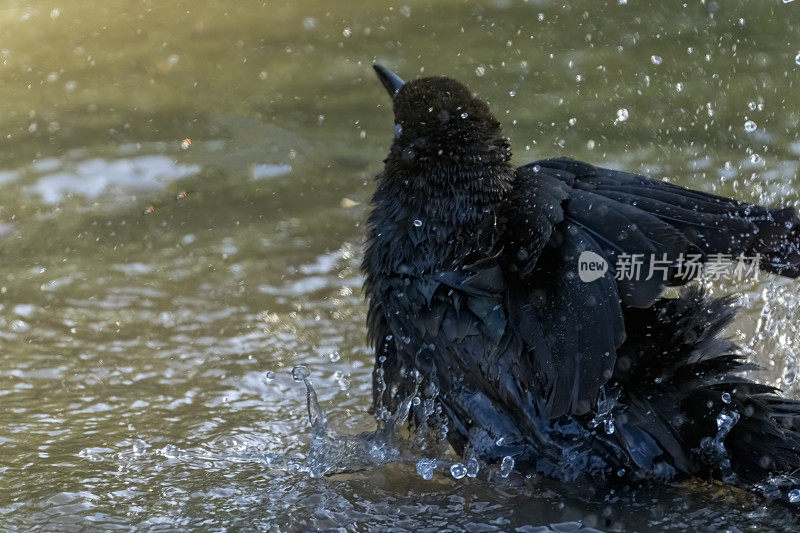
[413,219,423,227]
[450,463,467,479]
[717,409,739,433]
[160,444,179,459]
[466,457,480,478]
[132,439,148,455]
[721,392,732,403]
[264,370,275,382]
[475,66,486,76]
[499,456,514,477]
[744,120,757,133]
[650,55,662,65]
[789,489,800,503]
[292,365,310,381]
[416,458,436,480]
[795,52,800,66]
[616,108,629,122]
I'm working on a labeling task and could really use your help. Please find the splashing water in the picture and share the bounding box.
[301,368,433,478]
[698,409,740,484]
[297,369,524,485]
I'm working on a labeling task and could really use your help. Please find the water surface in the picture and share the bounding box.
[2,0,800,529]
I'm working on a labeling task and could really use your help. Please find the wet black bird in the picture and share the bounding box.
[363,64,800,500]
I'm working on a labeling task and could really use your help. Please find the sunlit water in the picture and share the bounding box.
[2,0,800,530]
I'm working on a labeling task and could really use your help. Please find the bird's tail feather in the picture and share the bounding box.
[612,286,800,505]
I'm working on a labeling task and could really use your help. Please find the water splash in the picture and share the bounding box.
[698,409,739,484]
[588,386,618,435]
[302,371,420,478]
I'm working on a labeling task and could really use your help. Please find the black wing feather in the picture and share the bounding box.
[504,157,800,417]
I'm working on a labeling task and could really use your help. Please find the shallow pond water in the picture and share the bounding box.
[2,0,800,530]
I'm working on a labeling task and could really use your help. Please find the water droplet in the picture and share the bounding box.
[750,153,762,164]
[328,351,341,362]
[789,489,800,503]
[784,0,795,4]
[509,90,516,97]
[264,370,275,382]
[460,112,469,119]
[617,468,626,477]
[499,456,514,477]
[292,365,310,381]
[132,439,148,455]
[475,66,485,76]
[10,319,29,333]
[795,51,800,66]
[721,392,732,403]
[160,444,179,459]
[412,396,421,406]
[466,457,480,478]
[744,120,757,133]
[416,458,436,480]
[716,409,739,432]
[413,219,423,227]
[650,55,662,65]
[568,117,577,126]
[616,108,629,122]
[450,463,467,479]
[342,27,351,37]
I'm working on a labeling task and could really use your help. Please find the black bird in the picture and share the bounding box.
[363,64,800,500]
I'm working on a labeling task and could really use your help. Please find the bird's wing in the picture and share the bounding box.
[536,157,800,286]
[503,157,800,417]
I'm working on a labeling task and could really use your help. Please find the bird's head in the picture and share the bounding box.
[373,65,511,173]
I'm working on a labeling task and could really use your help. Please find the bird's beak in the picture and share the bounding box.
[373,64,405,97]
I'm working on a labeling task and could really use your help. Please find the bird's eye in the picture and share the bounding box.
[394,123,402,139]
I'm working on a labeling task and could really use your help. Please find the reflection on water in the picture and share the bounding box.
[2,0,800,530]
